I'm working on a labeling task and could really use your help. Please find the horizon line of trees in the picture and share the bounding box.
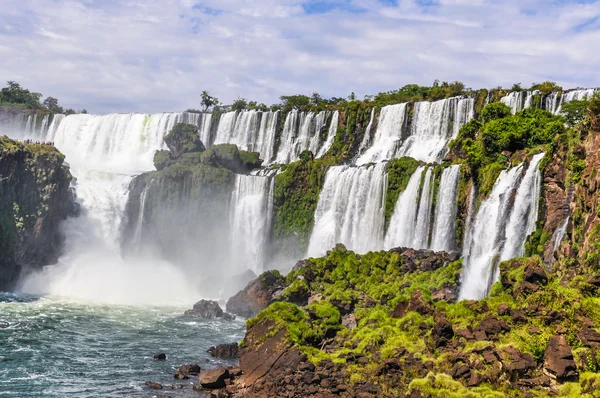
[0,81,87,115]
[190,80,587,114]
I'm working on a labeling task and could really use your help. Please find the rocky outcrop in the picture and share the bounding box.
[184,300,234,320]
[226,270,286,318]
[0,137,77,290]
[208,343,239,358]
[544,335,578,382]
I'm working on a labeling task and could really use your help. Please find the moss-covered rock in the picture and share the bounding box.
[163,123,205,157]
[0,136,77,290]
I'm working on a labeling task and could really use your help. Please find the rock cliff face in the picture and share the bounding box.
[0,137,77,290]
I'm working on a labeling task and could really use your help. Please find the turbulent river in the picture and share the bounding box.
[0,293,245,397]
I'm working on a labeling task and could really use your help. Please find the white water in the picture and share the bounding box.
[384,167,424,249]
[357,108,376,156]
[230,173,274,275]
[431,165,461,252]
[212,110,279,163]
[357,97,473,165]
[308,163,387,257]
[413,168,435,249]
[274,110,335,163]
[459,154,545,300]
[356,103,407,165]
[501,153,544,259]
[500,91,540,114]
[553,217,569,253]
[2,112,205,305]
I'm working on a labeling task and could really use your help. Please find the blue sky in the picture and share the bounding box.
[0,0,598,113]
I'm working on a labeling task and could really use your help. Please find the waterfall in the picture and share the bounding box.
[176,112,213,147]
[413,168,435,249]
[7,112,205,304]
[274,110,334,163]
[358,97,474,165]
[396,97,474,162]
[315,111,339,158]
[230,173,274,274]
[308,163,386,257]
[555,89,597,114]
[501,153,544,259]
[357,108,376,156]
[553,217,569,252]
[132,182,151,250]
[356,103,408,165]
[459,154,545,300]
[384,167,424,249]
[500,91,540,114]
[430,165,461,252]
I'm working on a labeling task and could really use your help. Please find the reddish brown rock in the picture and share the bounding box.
[226,271,285,318]
[544,335,578,382]
[199,367,230,389]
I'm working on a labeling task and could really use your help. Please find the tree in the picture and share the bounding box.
[531,81,562,96]
[43,97,64,113]
[232,97,248,112]
[0,81,43,109]
[310,92,323,106]
[561,100,589,127]
[280,95,311,112]
[200,90,219,111]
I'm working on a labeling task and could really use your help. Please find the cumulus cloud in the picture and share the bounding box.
[0,0,598,113]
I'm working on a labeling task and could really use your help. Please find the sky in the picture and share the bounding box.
[0,0,599,114]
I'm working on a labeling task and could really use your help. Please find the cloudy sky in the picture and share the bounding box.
[0,0,598,114]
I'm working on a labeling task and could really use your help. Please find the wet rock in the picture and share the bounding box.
[145,381,162,389]
[468,372,485,387]
[199,367,230,389]
[184,300,234,320]
[178,364,201,376]
[432,317,454,348]
[208,343,239,358]
[451,363,470,379]
[226,270,286,318]
[544,335,578,382]
[153,353,167,361]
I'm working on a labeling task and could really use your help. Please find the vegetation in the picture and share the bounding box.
[384,157,422,229]
[0,81,82,114]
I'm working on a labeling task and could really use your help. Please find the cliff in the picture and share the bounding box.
[0,137,77,290]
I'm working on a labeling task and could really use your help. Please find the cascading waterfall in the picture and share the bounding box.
[357,97,474,165]
[210,110,279,163]
[396,97,474,162]
[357,108,376,156]
[553,217,569,252]
[315,111,339,158]
[385,165,460,252]
[356,103,408,165]
[274,110,334,164]
[501,153,544,259]
[430,165,461,252]
[500,91,540,114]
[13,112,202,304]
[384,167,424,249]
[459,154,545,300]
[308,163,387,257]
[230,173,274,275]
[176,112,213,147]
[412,168,435,249]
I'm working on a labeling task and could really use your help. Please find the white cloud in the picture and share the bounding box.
[0,0,598,113]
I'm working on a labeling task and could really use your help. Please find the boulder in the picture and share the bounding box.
[164,123,205,157]
[208,343,239,358]
[226,270,286,318]
[199,367,230,389]
[544,335,578,382]
[178,364,201,376]
[579,328,600,348]
[499,346,536,375]
[153,353,167,361]
[184,300,234,320]
[432,287,457,302]
[145,381,163,389]
[432,317,454,347]
[524,261,548,285]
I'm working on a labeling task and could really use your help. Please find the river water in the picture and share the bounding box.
[0,292,245,397]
